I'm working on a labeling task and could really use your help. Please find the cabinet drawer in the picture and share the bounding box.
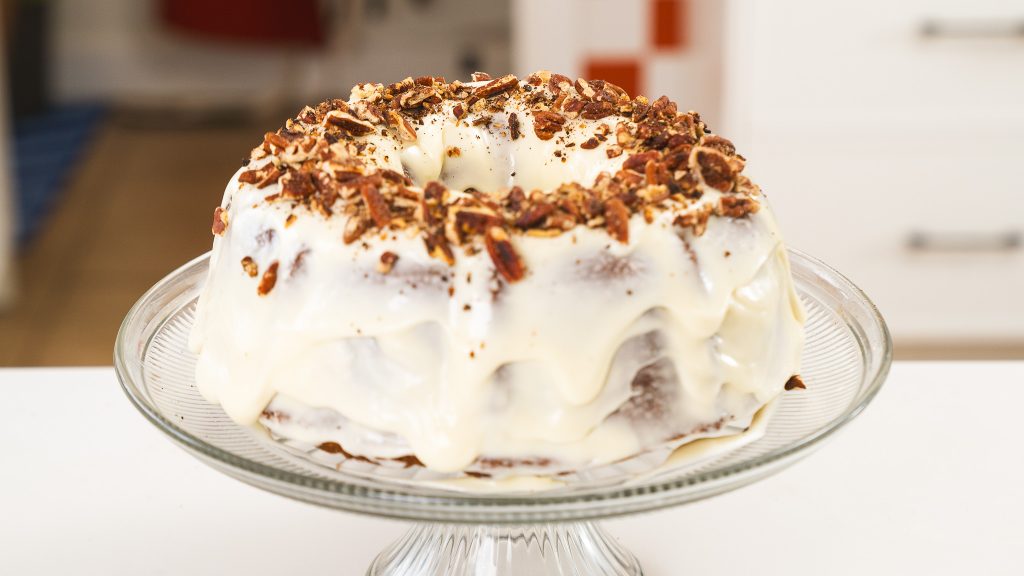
[748,130,1024,341]
[727,0,1024,133]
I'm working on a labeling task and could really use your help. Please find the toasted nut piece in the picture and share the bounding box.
[241,256,258,277]
[424,231,455,265]
[257,261,279,296]
[700,134,736,156]
[389,110,418,142]
[581,101,615,120]
[323,110,376,135]
[473,74,518,99]
[378,251,399,274]
[532,110,566,140]
[485,227,525,282]
[360,183,392,227]
[508,112,521,140]
[604,198,630,243]
[263,131,290,150]
[717,195,761,218]
[211,206,228,236]
[343,215,368,244]
[515,202,555,228]
[574,78,596,99]
[785,375,806,390]
[673,203,713,236]
[691,146,736,192]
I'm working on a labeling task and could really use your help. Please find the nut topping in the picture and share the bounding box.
[532,110,566,140]
[378,251,399,274]
[360,183,392,227]
[508,112,521,140]
[324,110,376,135]
[691,147,736,192]
[257,261,279,296]
[785,375,806,391]
[240,256,258,277]
[604,197,630,243]
[485,227,525,282]
[211,206,228,235]
[218,71,762,270]
[472,74,518,99]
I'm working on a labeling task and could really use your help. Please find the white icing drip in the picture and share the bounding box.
[188,85,805,474]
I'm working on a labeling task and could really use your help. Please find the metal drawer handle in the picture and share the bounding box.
[907,230,1022,252]
[920,19,1024,39]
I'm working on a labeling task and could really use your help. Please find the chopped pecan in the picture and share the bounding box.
[674,203,713,236]
[508,112,521,140]
[424,230,455,265]
[263,131,291,150]
[623,151,661,172]
[324,110,376,135]
[604,197,630,243]
[548,73,573,94]
[399,86,435,109]
[211,206,228,235]
[717,195,761,218]
[471,71,492,81]
[453,206,502,241]
[515,201,555,228]
[691,147,736,192]
[343,215,368,244]
[240,256,258,277]
[574,78,596,99]
[485,227,525,282]
[562,98,585,117]
[580,137,600,150]
[615,122,636,147]
[378,251,399,274]
[606,146,623,158]
[452,104,466,120]
[388,110,417,141]
[280,171,316,198]
[257,261,279,296]
[238,164,282,189]
[532,110,566,140]
[360,183,392,227]
[472,74,518,99]
[785,375,806,390]
[581,101,616,120]
[700,134,736,156]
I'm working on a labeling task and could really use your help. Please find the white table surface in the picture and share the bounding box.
[1,362,1023,575]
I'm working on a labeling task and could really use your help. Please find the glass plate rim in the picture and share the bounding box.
[114,248,892,511]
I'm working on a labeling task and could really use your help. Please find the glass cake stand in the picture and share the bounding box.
[115,249,891,575]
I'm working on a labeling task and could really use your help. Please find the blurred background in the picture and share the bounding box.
[0,0,1021,365]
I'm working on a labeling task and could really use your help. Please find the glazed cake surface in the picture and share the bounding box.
[188,72,805,480]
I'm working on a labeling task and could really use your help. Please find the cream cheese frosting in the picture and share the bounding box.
[188,72,805,478]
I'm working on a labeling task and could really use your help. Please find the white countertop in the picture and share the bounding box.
[1,362,1022,575]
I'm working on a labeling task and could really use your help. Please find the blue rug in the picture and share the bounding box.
[12,104,107,246]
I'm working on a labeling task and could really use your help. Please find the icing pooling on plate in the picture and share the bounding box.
[189,77,805,475]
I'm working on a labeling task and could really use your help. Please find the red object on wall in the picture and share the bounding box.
[651,0,687,50]
[584,60,642,98]
[160,0,325,47]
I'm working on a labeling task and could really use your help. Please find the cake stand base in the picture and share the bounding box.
[367,522,642,575]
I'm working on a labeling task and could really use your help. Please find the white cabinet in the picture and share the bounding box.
[722,0,1024,342]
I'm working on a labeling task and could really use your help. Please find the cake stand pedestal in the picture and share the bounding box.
[115,249,890,575]
[368,523,639,576]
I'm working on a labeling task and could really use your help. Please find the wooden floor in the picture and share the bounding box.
[1,118,1022,366]
[0,117,264,366]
